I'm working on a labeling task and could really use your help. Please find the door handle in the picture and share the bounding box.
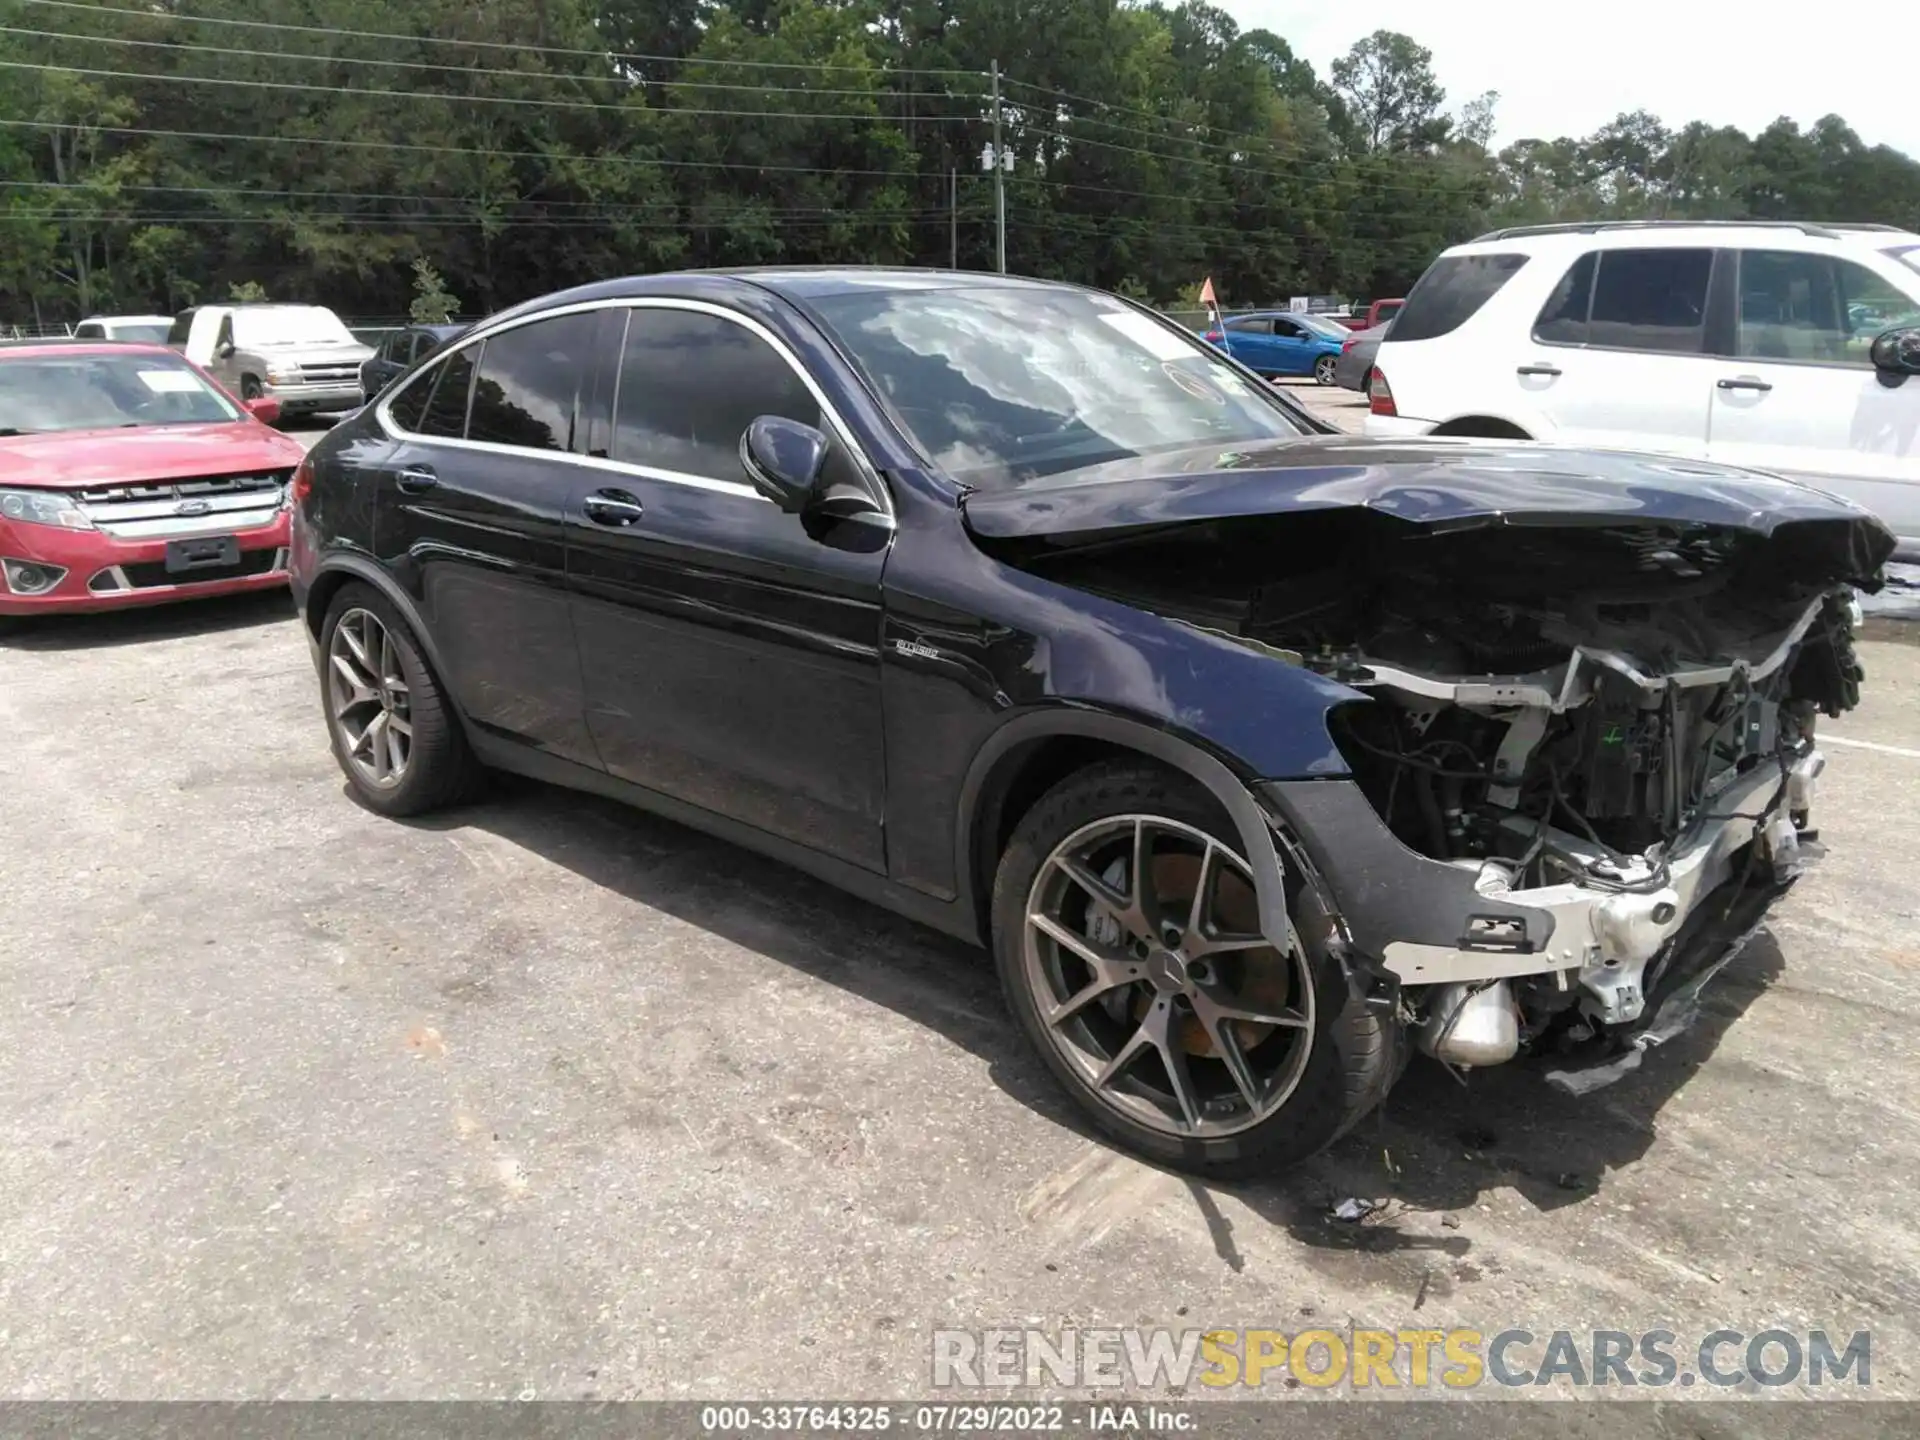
[395,466,438,494]
[1717,376,1773,392]
[583,489,645,527]
[1516,363,1562,377]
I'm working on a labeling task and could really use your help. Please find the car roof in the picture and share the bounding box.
[80,314,173,325]
[1457,219,1916,256]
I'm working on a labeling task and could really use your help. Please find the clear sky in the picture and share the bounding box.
[1219,1,1920,158]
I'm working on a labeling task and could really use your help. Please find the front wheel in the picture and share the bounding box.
[1314,354,1338,385]
[990,761,1402,1178]
[240,374,263,401]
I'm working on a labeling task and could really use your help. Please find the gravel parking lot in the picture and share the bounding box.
[3,409,1919,1405]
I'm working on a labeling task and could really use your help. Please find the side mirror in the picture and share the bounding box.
[216,342,236,359]
[1870,326,1920,377]
[245,396,282,424]
[740,415,828,513]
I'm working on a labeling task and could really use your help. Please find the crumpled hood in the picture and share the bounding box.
[960,435,1897,579]
[0,423,308,489]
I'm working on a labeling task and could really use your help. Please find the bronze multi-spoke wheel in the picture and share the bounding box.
[328,607,413,790]
[1023,815,1316,1139]
[992,763,1403,1177]
[319,583,479,816]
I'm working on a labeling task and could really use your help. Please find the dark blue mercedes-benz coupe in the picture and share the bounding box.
[289,268,1893,1176]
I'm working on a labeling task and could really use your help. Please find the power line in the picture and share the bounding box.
[17,0,986,78]
[0,118,932,182]
[1,179,958,215]
[0,23,980,101]
[0,57,986,121]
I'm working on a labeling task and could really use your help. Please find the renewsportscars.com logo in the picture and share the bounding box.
[931,1327,1873,1391]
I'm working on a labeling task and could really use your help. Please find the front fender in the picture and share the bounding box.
[954,707,1304,954]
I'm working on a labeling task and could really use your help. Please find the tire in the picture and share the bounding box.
[1314,354,1338,385]
[319,582,481,817]
[240,374,263,401]
[990,760,1403,1178]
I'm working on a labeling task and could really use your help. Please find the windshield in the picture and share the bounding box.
[807,286,1311,487]
[0,351,241,435]
[232,307,357,348]
[1886,245,1920,279]
[107,322,172,344]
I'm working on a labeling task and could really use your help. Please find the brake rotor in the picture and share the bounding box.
[1128,852,1292,1057]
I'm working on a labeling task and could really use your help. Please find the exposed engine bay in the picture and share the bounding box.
[982,508,1876,1084]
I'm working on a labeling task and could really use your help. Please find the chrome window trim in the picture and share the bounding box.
[373,296,892,522]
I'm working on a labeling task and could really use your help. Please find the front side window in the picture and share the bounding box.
[1586,248,1712,354]
[805,285,1312,488]
[1737,251,1920,365]
[611,309,821,483]
[166,311,195,345]
[468,313,596,453]
[0,351,240,435]
[415,344,477,438]
[1270,317,1306,339]
[1390,253,1529,342]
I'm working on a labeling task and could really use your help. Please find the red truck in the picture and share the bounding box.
[1341,298,1403,333]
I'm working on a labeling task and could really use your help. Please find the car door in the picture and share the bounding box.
[1264,316,1317,376]
[1706,247,1920,544]
[1218,317,1275,372]
[209,312,243,390]
[370,311,602,767]
[1516,246,1718,457]
[564,300,891,873]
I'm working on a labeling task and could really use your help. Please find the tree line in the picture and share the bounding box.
[3,0,1918,325]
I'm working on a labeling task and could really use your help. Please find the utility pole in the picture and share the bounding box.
[990,60,1007,274]
[950,167,958,269]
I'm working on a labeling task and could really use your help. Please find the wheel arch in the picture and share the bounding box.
[956,709,1291,950]
[303,555,461,712]
[1429,415,1534,440]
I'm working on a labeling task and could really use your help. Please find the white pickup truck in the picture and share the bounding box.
[168,303,374,418]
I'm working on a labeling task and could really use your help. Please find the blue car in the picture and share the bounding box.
[1203,310,1349,384]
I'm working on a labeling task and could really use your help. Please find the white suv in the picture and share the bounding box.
[1364,221,1920,558]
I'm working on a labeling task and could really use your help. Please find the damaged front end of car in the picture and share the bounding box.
[965,443,1894,1091]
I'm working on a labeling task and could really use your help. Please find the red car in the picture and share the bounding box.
[0,339,307,620]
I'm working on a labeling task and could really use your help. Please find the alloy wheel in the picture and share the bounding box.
[327,607,413,788]
[1314,355,1338,385]
[1021,815,1315,1139]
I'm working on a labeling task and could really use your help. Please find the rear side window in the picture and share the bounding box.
[386,368,435,431]
[416,344,477,438]
[1586,248,1712,354]
[467,313,596,452]
[1390,254,1528,341]
[75,322,104,339]
[1532,252,1598,344]
[1224,317,1272,335]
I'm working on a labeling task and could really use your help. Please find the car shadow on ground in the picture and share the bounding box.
[396,771,1783,1274]
[0,588,296,652]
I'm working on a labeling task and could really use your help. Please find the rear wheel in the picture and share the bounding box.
[991,761,1402,1177]
[319,583,480,816]
[1314,354,1338,385]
